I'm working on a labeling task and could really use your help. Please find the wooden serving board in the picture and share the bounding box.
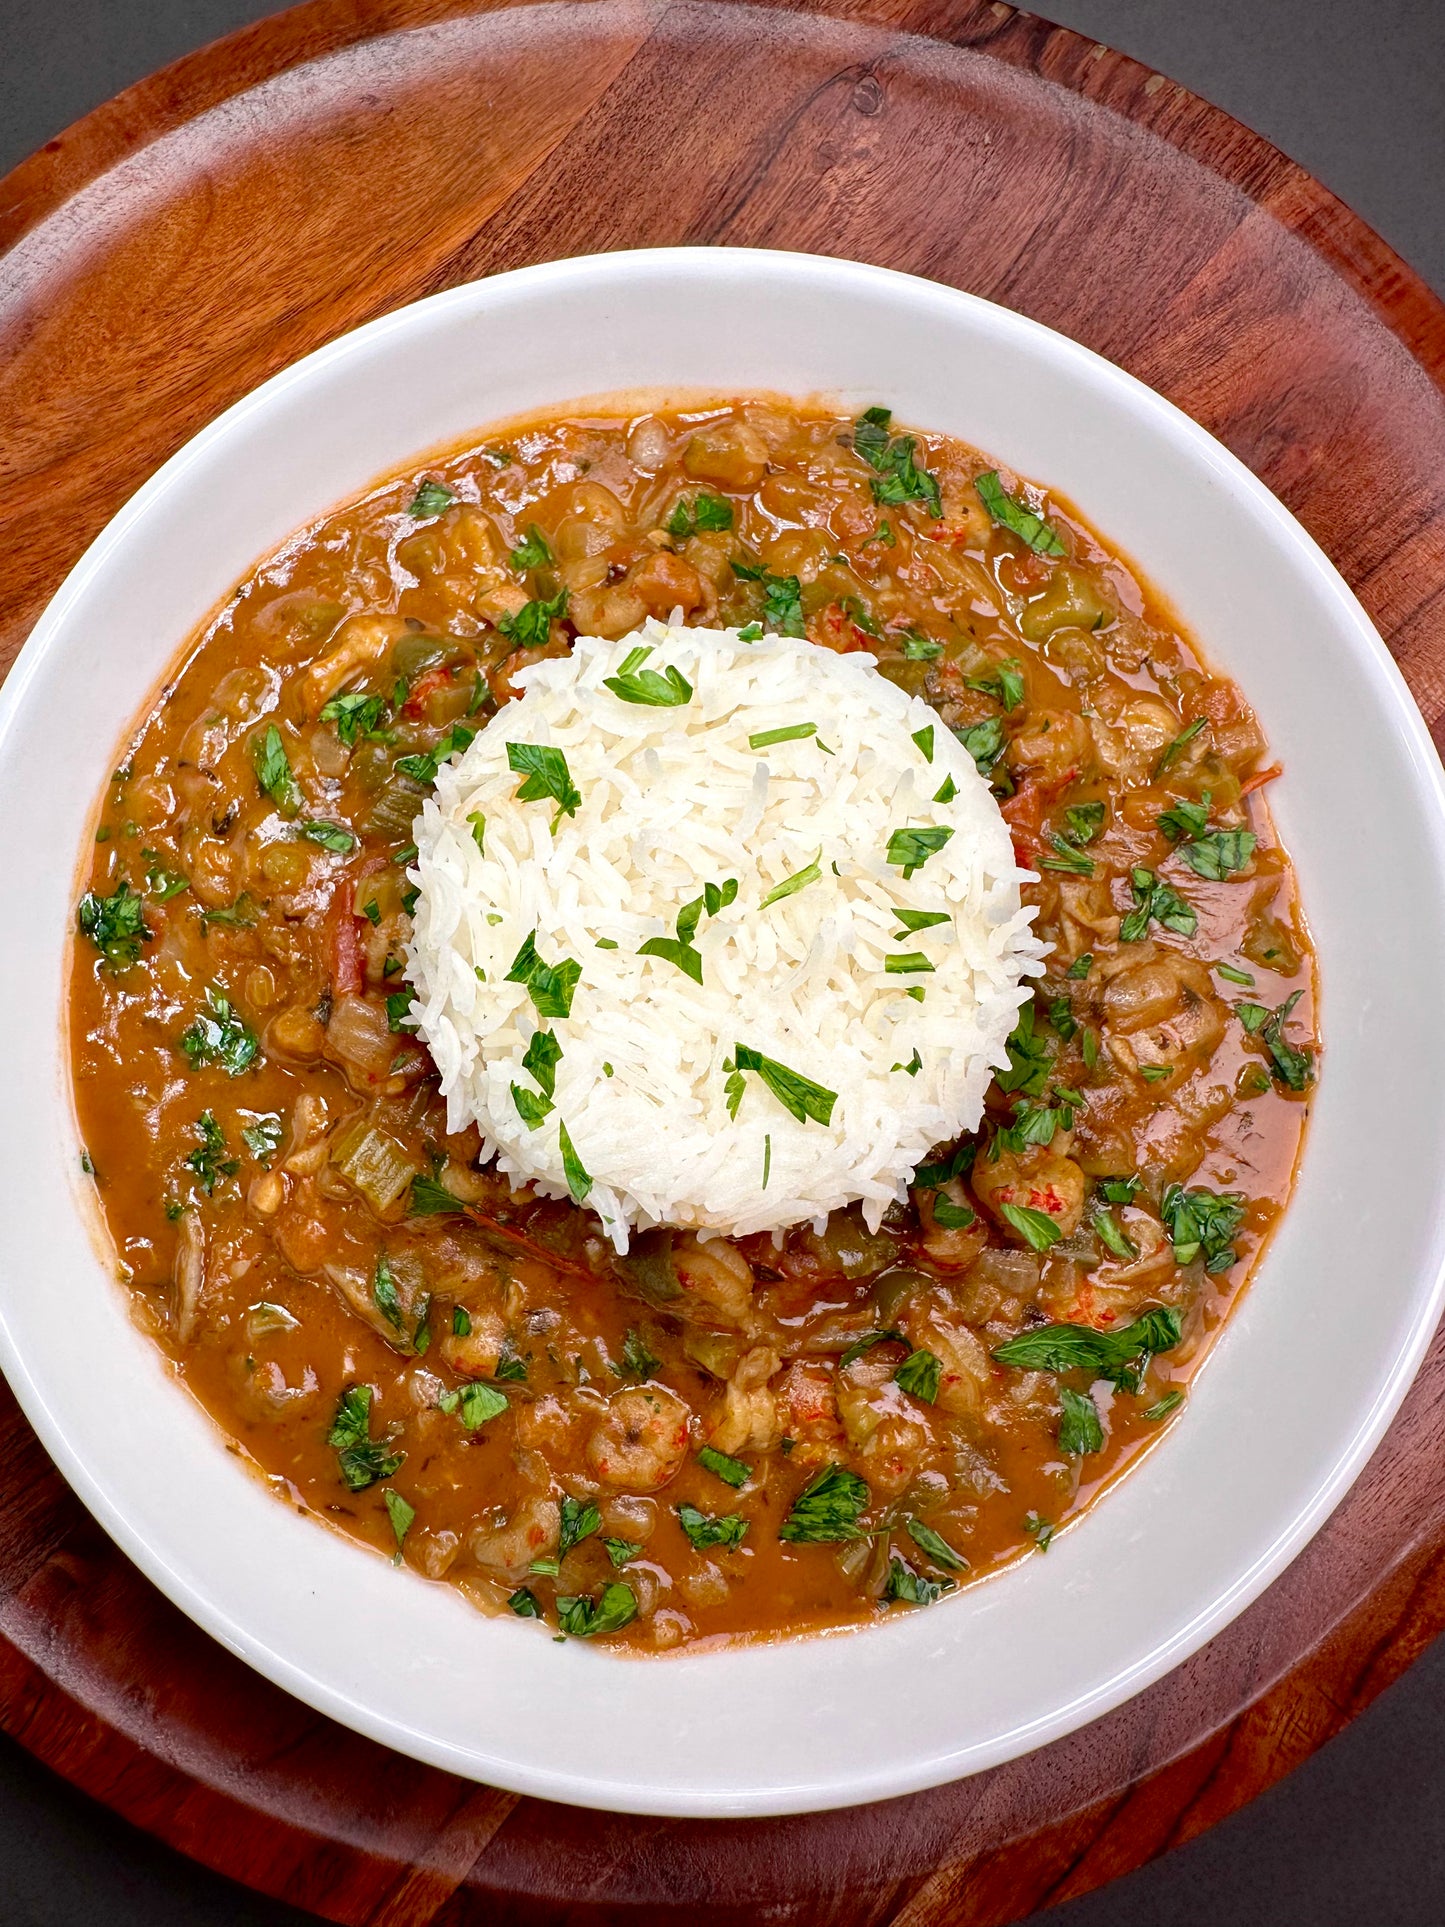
[4,1,1445,1919]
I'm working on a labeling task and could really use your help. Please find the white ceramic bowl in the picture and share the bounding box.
[5,248,1445,1818]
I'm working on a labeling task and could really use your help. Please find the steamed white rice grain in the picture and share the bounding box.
[407,620,1042,1249]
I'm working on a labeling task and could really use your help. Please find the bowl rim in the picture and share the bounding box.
[9,244,1445,1816]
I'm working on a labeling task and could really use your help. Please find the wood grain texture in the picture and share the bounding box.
[3,0,1445,1920]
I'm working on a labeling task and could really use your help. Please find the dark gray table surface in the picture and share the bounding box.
[3,3,1445,1923]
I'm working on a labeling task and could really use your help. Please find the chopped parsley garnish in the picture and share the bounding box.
[506,740,581,828]
[241,1114,284,1165]
[1157,796,1210,842]
[932,1195,976,1229]
[666,493,734,537]
[601,1536,642,1568]
[912,724,935,761]
[452,1307,472,1336]
[728,562,809,635]
[697,1445,751,1488]
[1050,996,1077,1041]
[498,587,569,648]
[1066,952,1094,980]
[386,988,417,1032]
[901,631,944,661]
[840,595,881,637]
[77,879,150,969]
[179,985,259,1075]
[992,1306,1183,1378]
[999,1202,1064,1251]
[1092,1207,1137,1260]
[974,470,1065,556]
[639,876,737,982]
[749,722,817,749]
[1178,828,1257,880]
[1144,1390,1185,1421]
[558,1119,591,1205]
[371,1255,404,1331]
[1237,988,1313,1090]
[522,1027,562,1098]
[884,1559,952,1606]
[328,1385,404,1491]
[894,1348,942,1403]
[893,1048,923,1077]
[955,716,1007,776]
[505,930,581,1019]
[558,1495,601,1559]
[906,1517,968,1572]
[967,658,1026,712]
[509,523,552,571]
[511,1082,553,1128]
[320,690,387,744]
[618,1327,660,1379]
[602,643,694,707]
[445,1381,508,1429]
[184,1111,237,1194]
[1161,1183,1247,1271]
[778,1463,870,1543]
[1024,1513,1055,1552]
[1120,867,1197,941]
[300,819,356,854]
[913,1140,976,1191]
[508,1587,541,1618]
[1038,833,1095,876]
[1097,1175,1141,1205]
[886,951,935,975]
[200,894,260,931]
[759,853,822,909]
[252,724,301,816]
[678,1503,748,1551]
[886,824,955,878]
[1153,716,1206,777]
[384,1488,415,1553]
[395,722,475,788]
[408,479,454,517]
[996,1004,1052,1096]
[852,407,942,516]
[555,1584,637,1638]
[934,776,958,803]
[839,1328,903,1368]
[725,1044,837,1126]
[992,1087,1083,1157]
[1216,960,1255,987]
[1058,1384,1104,1455]
[894,908,951,939]
[142,850,189,900]
[736,621,764,642]
[1064,801,1106,844]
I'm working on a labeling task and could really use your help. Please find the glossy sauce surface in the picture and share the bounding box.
[69,398,1316,1650]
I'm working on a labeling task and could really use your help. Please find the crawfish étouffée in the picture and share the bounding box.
[69,398,1316,1649]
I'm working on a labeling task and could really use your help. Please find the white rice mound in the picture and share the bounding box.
[407,620,1042,1250]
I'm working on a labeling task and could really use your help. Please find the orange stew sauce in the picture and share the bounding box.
[69,398,1316,1650]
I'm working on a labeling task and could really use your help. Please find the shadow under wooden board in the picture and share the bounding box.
[3,0,1445,1920]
